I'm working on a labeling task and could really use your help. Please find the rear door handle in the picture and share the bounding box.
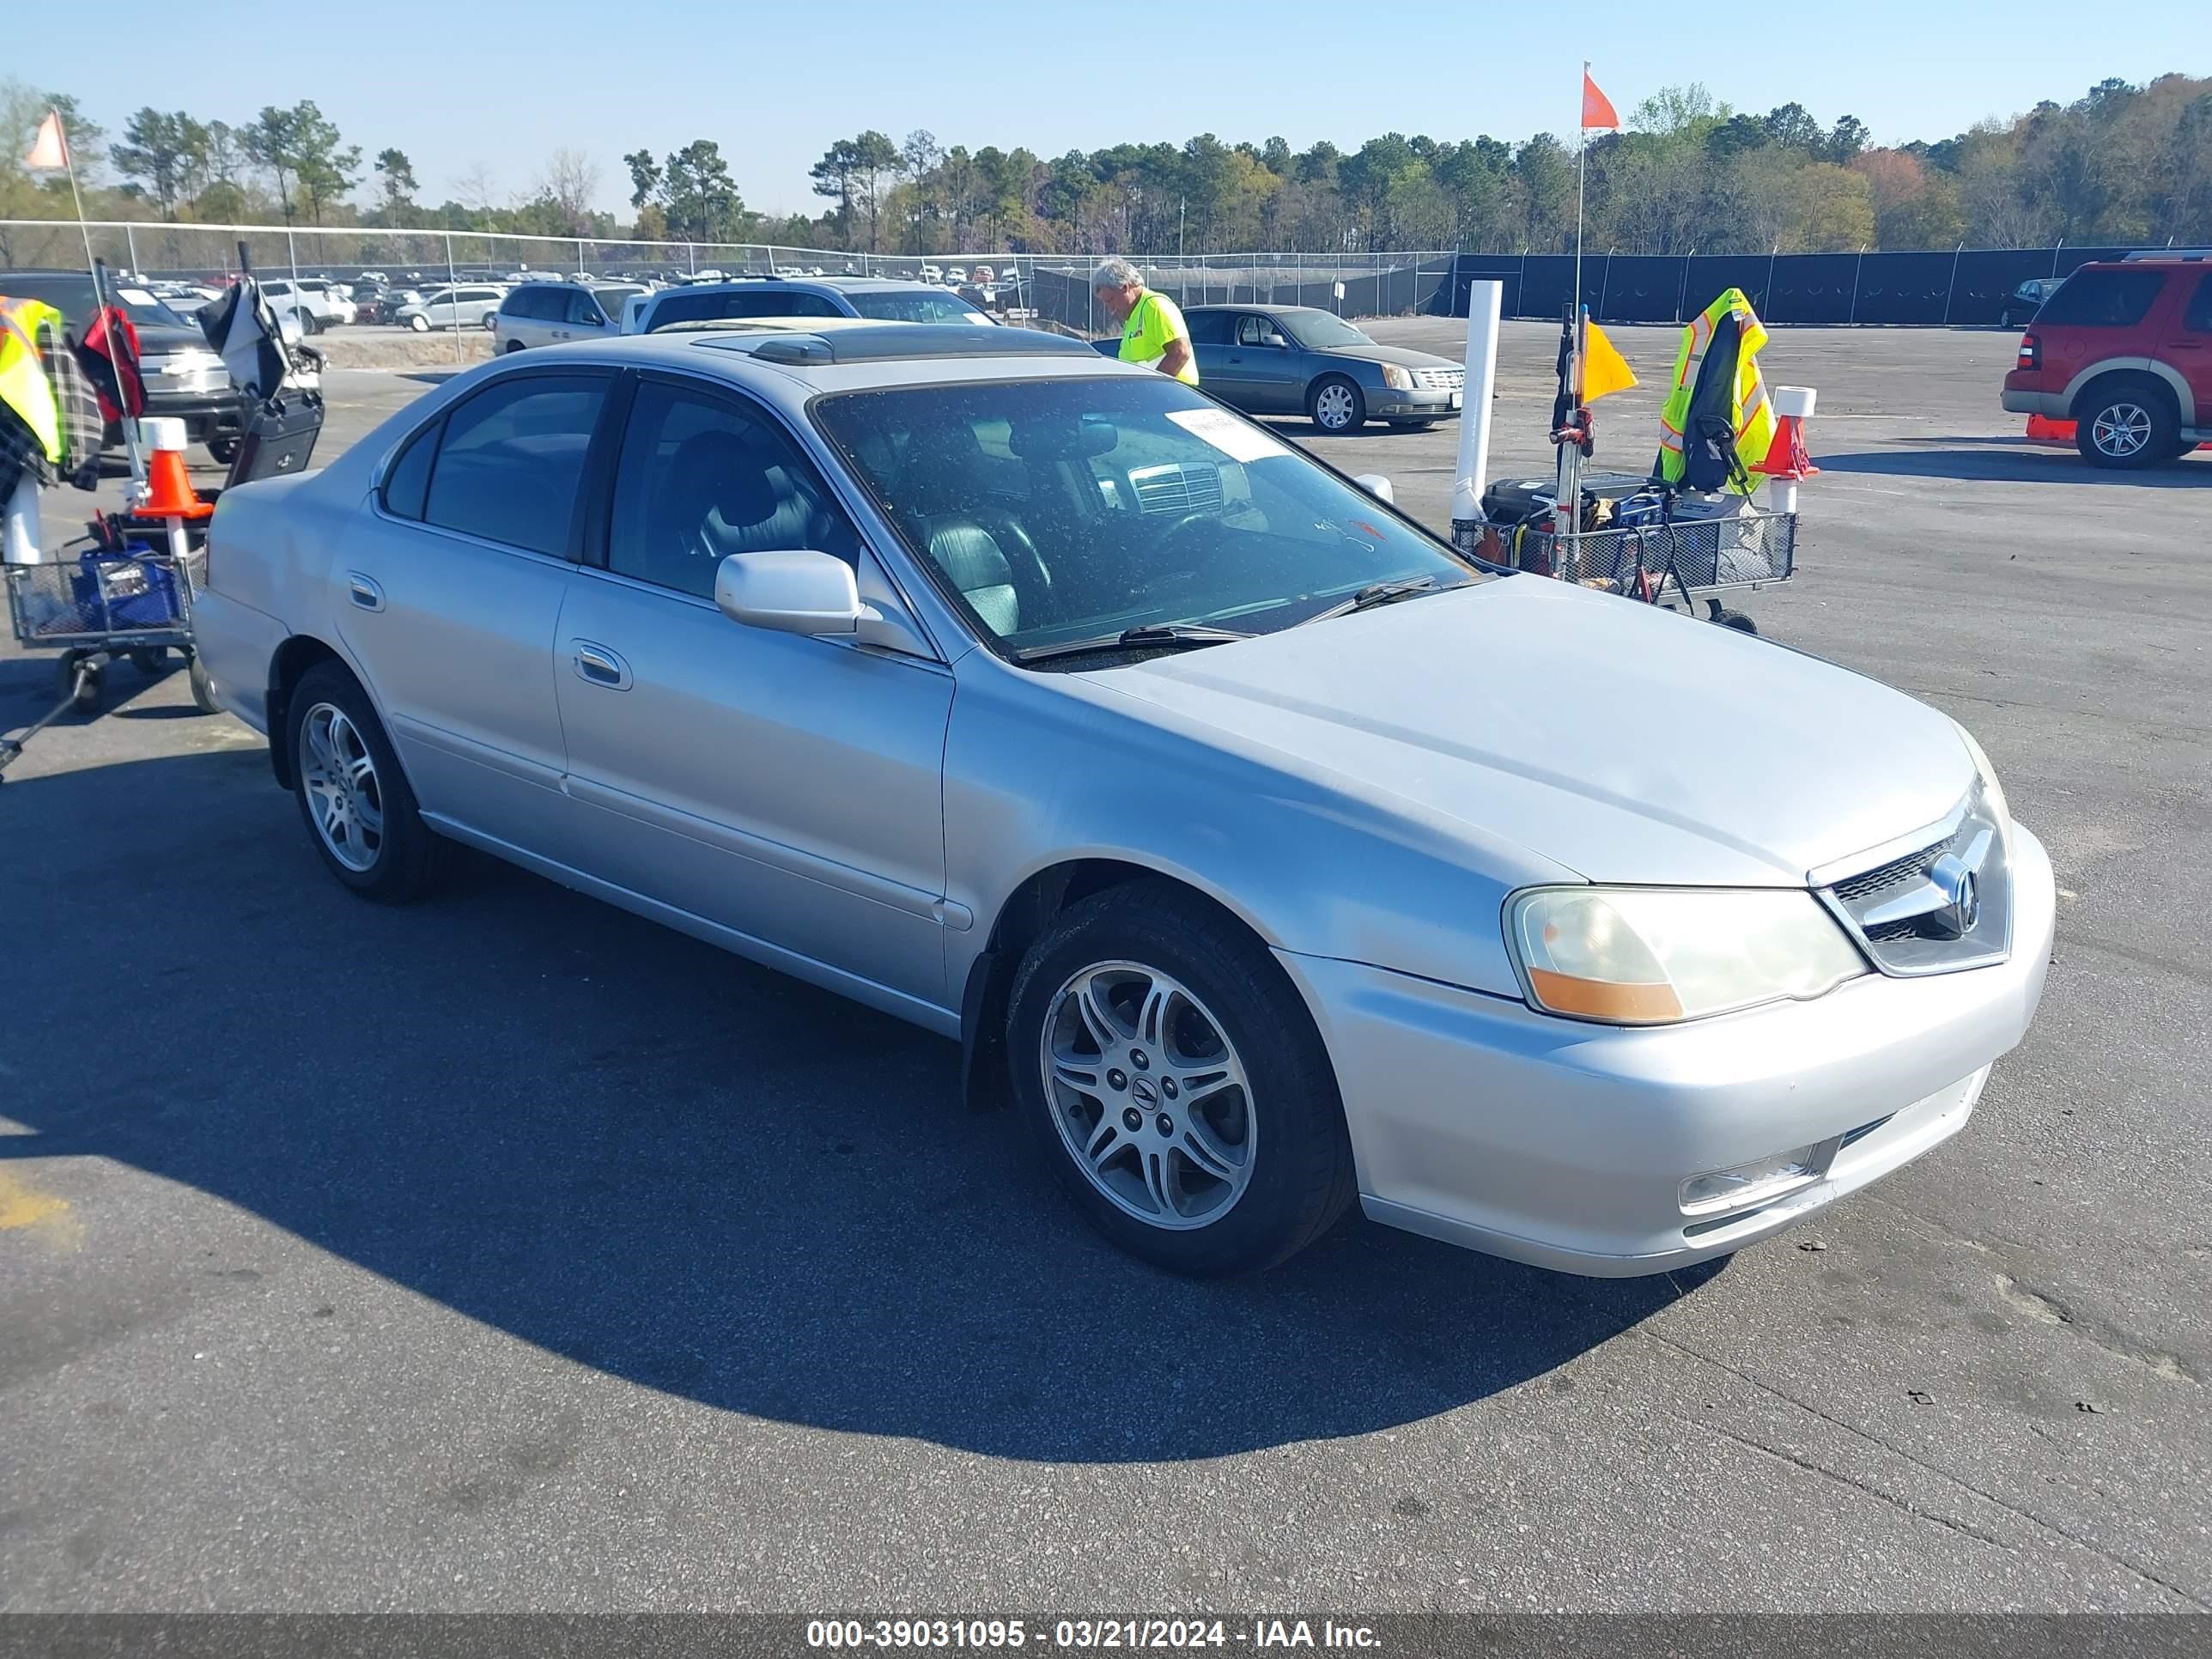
[345,573,384,611]
[569,639,632,690]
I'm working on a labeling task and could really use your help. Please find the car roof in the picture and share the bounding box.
[1184,302,1328,316]
[538,325,1146,407]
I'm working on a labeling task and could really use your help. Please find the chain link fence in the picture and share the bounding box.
[0,220,1458,331]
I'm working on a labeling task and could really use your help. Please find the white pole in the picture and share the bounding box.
[1450,279,1503,549]
[1574,63,1589,327]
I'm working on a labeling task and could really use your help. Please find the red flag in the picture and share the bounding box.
[1582,70,1620,132]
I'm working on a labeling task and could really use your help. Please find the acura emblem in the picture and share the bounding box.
[1927,853,1980,939]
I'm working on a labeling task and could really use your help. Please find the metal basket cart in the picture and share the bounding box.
[1504,507,1797,635]
[2,545,217,780]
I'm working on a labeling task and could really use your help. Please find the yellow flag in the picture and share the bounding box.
[1581,320,1638,403]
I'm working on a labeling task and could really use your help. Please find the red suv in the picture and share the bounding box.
[2002,256,2211,468]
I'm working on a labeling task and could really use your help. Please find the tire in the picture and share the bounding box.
[482,312,499,331]
[58,651,100,714]
[1715,609,1759,635]
[1006,880,1356,1276]
[185,652,221,715]
[207,436,240,466]
[2163,434,2198,460]
[409,313,430,333]
[1308,375,1365,434]
[301,312,322,336]
[285,662,441,902]
[2074,380,2177,470]
[129,647,167,677]
[503,339,525,353]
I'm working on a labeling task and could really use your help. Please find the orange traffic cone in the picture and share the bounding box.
[2024,413,2076,443]
[128,417,213,522]
[1754,386,1820,478]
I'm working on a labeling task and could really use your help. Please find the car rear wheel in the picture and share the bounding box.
[1006,881,1356,1276]
[206,436,240,465]
[287,662,441,902]
[504,339,524,353]
[2075,381,2177,470]
[1308,375,1365,434]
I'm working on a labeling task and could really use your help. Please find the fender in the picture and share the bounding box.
[2063,356,2197,425]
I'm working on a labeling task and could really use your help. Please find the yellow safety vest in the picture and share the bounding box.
[1656,287,1776,492]
[0,295,65,465]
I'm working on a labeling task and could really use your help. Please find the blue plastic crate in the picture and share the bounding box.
[70,550,183,630]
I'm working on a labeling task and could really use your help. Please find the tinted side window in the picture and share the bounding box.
[380,420,439,520]
[507,287,546,319]
[565,290,605,325]
[2038,269,2166,327]
[422,374,607,556]
[607,380,862,599]
[2183,273,2212,334]
[749,291,843,319]
[1184,311,1232,346]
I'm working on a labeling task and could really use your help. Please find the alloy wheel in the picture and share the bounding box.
[2092,402,2152,459]
[300,702,385,872]
[1040,960,1255,1230]
[1315,383,1358,430]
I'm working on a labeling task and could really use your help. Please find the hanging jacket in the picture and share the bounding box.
[0,295,66,471]
[75,305,147,425]
[1655,287,1776,493]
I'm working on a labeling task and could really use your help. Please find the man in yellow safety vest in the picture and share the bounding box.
[1656,287,1777,493]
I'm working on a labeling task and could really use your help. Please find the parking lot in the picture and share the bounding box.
[2,320,2206,1612]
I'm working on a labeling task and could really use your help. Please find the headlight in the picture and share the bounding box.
[1951,720,2010,845]
[1380,362,1414,391]
[1507,886,1868,1024]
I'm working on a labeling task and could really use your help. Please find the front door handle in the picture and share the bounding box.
[345,572,384,611]
[569,639,632,690]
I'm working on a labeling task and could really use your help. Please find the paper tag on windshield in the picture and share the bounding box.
[117,288,157,307]
[1167,407,1290,464]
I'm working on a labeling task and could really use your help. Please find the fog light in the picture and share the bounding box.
[1679,1144,1828,1216]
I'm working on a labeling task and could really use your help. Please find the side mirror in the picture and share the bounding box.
[1262,331,1289,349]
[715,550,865,636]
[1352,473,1395,505]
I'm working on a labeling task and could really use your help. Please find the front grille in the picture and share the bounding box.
[1128,463,1225,516]
[1820,787,2013,975]
[1832,846,1939,902]
[1413,367,1464,391]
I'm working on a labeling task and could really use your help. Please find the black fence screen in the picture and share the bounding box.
[1448,246,2155,326]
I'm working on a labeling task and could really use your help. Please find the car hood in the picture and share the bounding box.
[132,319,211,354]
[1085,576,1973,888]
[1294,338,1460,370]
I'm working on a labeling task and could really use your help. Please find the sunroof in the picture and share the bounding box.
[691,325,1097,365]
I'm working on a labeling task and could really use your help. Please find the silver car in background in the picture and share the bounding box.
[191,325,2054,1279]
[396,283,506,332]
[493,281,648,352]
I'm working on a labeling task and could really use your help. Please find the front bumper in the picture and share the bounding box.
[1370,387,1462,421]
[141,385,249,441]
[1279,823,2056,1277]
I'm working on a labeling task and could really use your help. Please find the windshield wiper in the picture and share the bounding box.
[1299,575,1445,625]
[1013,623,1254,665]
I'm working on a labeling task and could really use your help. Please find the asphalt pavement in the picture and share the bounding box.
[1,325,2206,1613]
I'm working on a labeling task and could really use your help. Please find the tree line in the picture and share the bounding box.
[4,74,2206,257]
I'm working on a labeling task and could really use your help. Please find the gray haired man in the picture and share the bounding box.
[1092,258,1197,385]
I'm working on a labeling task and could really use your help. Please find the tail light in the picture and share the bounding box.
[2017,333,2041,372]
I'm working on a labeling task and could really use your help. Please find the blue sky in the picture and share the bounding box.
[70,0,2211,216]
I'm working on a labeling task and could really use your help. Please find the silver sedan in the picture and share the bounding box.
[190,325,2054,1278]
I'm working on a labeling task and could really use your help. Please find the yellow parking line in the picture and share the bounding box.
[0,1168,84,1252]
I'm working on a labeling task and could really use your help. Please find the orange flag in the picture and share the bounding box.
[22,109,68,171]
[1582,70,1620,132]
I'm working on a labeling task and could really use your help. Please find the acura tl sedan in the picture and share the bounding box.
[191,325,2053,1279]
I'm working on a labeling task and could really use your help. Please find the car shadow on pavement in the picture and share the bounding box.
[0,750,1697,1464]
[1816,446,2212,486]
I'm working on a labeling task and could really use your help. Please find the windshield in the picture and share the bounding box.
[109,284,195,329]
[1279,310,1376,350]
[814,374,1481,659]
[845,289,988,325]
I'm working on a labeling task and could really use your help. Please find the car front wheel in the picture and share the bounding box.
[1308,375,1365,434]
[287,662,441,902]
[408,313,429,332]
[1006,881,1356,1275]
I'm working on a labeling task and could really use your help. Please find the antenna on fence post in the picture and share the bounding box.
[125,222,137,276]
[2050,238,2063,277]
[1676,246,1693,322]
[1942,241,1963,325]
[1765,240,1778,314]
[1849,246,1864,325]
